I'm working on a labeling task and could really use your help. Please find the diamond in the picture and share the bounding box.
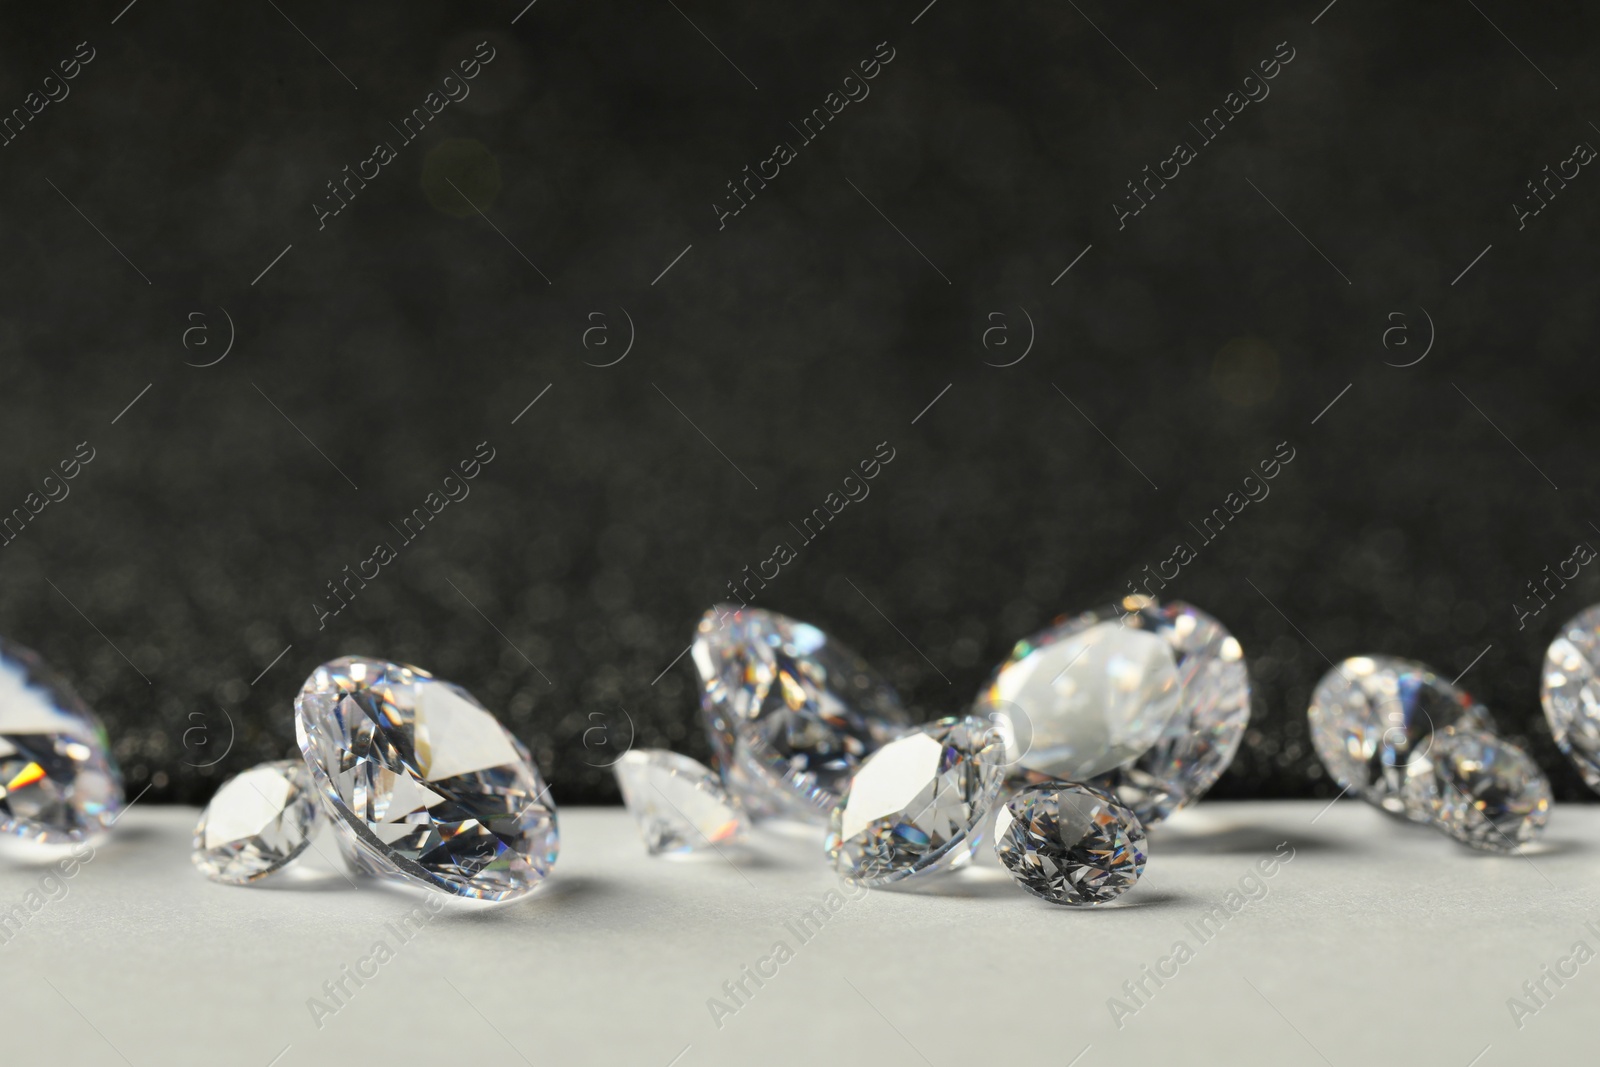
[1084,600,1250,824]
[192,760,321,884]
[1403,725,1551,852]
[615,749,744,855]
[1307,656,1490,820]
[825,715,1006,886]
[994,782,1147,906]
[0,638,123,843]
[1541,604,1600,793]
[294,656,558,901]
[978,599,1244,802]
[693,606,911,825]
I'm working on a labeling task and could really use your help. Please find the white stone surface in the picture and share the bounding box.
[0,801,1596,1065]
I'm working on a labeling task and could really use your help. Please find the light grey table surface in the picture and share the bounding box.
[0,800,1592,1066]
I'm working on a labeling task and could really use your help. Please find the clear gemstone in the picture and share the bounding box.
[614,749,744,855]
[977,599,1246,812]
[693,606,912,825]
[1307,656,1491,820]
[1403,725,1551,852]
[1084,601,1250,823]
[192,760,321,884]
[994,782,1147,905]
[825,716,1006,886]
[0,638,123,843]
[1541,604,1600,793]
[294,656,558,901]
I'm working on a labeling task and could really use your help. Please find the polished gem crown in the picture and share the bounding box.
[693,606,911,824]
[295,656,558,901]
[0,638,123,844]
[994,782,1147,906]
[1541,604,1600,794]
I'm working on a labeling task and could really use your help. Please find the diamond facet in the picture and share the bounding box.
[1307,656,1490,820]
[615,749,744,855]
[825,715,1006,886]
[693,606,912,825]
[978,599,1246,820]
[192,760,321,884]
[994,782,1147,906]
[1403,725,1551,852]
[1541,604,1600,793]
[294,657,558,901]
[0,638,123,843]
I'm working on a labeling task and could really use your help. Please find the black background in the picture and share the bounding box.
[3,0,1598,806]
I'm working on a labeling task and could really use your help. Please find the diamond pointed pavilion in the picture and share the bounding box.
[692,606,912,825]
[0,638,123,843]
[1541,604,1600,793]
[294,657,557,901]
[1308,655,1491,820]
[614,749,744,855]
[192,760,322,884]
[825,715,1006,887]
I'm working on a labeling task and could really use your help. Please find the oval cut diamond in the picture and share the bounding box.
[825,716,1006,887]
[1541,604,1600,793]
[1403,725,1551,852]
[192,760,321,884]
[994,782,1147,906]
[615,749,744,855]
[1308,655,1490,819]
[294,657,558,901]
[0,638,123,843]
[692,606,911,824]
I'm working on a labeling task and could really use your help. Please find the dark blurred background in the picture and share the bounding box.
[2,0,1598,805]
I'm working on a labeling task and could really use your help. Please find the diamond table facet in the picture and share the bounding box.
[693,606,911,825]
[615,749,744,855]
[1307,655,1490,820]
[295,656,558,901]
[825,715,1006,887]
[994,782,1147,906]
[192,760,322,884]
[0,638,123,843]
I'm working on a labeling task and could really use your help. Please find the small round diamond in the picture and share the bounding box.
[1404,725,1551,853]
[192,760,321,884]
[826,716,1006,887]
[994,783,1147,906]
[1307,656,1490,820]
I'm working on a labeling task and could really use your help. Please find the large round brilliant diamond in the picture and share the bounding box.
[294,656,557,901]
[0,638,123,843]
[692,606,911,824]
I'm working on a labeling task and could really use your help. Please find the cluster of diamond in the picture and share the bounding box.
[622,600,1245,906]
[1307,655,1550,852]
